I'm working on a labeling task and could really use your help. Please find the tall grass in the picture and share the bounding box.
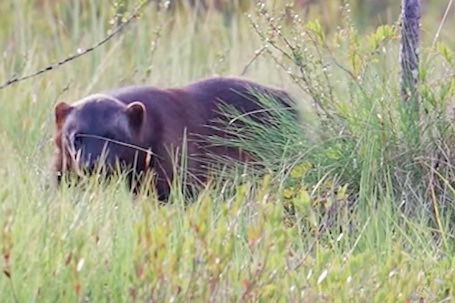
[0,0,454,302]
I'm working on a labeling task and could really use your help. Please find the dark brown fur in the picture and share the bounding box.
[53,77,295,200]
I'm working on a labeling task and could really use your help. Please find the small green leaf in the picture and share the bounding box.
[437,42,453,65]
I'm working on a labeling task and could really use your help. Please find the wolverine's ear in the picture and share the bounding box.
[54,102,73,129]
[125,101,146,131]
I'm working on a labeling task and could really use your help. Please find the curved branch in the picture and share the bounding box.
[0,0,153,91]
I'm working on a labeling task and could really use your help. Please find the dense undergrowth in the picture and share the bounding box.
[0,0,454,302]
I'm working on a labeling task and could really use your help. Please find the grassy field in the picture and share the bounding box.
[0,0,455,302]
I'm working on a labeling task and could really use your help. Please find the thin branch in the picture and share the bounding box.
[76,133,159,157]
[241,46,266,76]
[0,0,153,91]
[432,0,454,48]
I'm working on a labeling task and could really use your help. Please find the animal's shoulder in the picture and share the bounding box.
[184,76,262,93]
[106,86,176,106]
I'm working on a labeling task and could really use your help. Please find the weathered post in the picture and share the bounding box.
[400,0,421,102]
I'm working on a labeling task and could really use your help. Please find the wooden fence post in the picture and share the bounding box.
[400,0,421,102]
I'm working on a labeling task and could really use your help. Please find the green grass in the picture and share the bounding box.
[1,0,455,302]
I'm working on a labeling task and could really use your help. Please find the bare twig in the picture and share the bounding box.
[247,9,335,120]
[0,0,153,91]
[432,0,454,48]
[76,134,159,157]
[241,46,266,76]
